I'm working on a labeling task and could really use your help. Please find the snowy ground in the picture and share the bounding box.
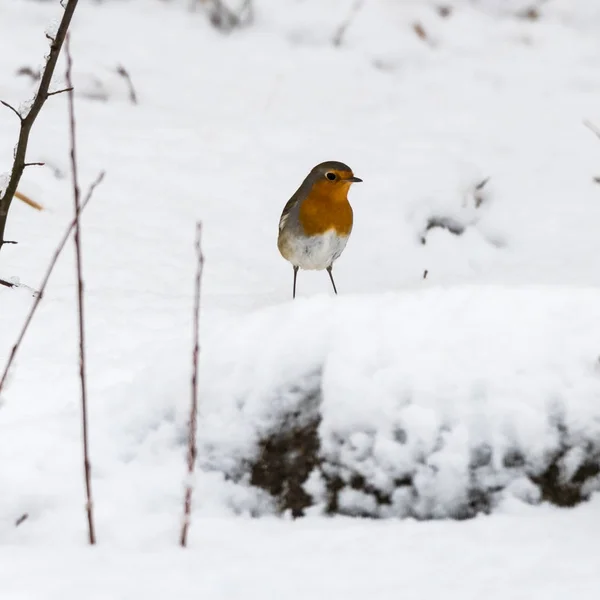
[1,0,600,597]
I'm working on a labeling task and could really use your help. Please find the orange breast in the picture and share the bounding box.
[298,181,353,236]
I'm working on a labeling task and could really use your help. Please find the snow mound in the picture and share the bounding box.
[199,287,600,518]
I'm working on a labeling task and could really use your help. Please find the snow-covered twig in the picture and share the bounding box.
[65,34,97,546]
[0,172,104,399]
[0,0,80,255]
[180,222,204,548]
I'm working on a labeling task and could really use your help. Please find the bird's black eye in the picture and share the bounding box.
[325,172,337,181]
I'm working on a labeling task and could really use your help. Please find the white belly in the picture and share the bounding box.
[288,230,349,270]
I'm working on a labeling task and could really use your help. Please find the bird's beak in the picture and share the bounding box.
[345,176,363,183]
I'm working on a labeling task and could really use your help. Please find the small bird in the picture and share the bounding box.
[277,161,362,298]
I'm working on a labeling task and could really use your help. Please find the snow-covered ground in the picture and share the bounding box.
[1,0,600,597]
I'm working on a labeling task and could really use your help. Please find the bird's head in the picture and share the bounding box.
[310,161,362,185]
[303,161,362,203]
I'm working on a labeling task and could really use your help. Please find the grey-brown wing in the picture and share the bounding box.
[278,197,297,232]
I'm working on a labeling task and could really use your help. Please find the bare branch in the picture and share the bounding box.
[115,65,138,105]
[1,100,22,121]
[0,171,103,402]
[23,162,45,168]
[180,221,204,548]
[47,87,73,97]
[65,33,97,547]
[83,172,105,205]
[332,0,364,47]
[0,0,80,255]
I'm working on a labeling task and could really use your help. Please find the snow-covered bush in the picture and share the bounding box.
[199,288,600,518]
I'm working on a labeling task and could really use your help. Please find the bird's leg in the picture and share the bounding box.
[293,265,299,299]
[326,266,338,295]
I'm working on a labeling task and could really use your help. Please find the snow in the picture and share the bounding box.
[1,0,600,597]
[1,503,600,599]
[200,287,600,518]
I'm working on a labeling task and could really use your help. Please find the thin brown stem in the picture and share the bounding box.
[180,222,204,548]
[65,34,96,546]
[0,0,79,254]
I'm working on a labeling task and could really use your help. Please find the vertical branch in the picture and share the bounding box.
[180,222,204,548]
[0,0,80,255]
[65,34,96,546]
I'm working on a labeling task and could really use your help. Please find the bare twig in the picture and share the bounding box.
[115,65,138,105]
[0,171,104,397]
[180,222,204,548]
[23,162,45,168]
[47,87,73,97]
[65,34,96,546]
[0,171,104,392]
[15,513,28,527]
[332,0,364,47]
[1,101,23,121]
[0,0,79,255]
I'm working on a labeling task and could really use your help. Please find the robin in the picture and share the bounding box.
[277,161,362,298]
